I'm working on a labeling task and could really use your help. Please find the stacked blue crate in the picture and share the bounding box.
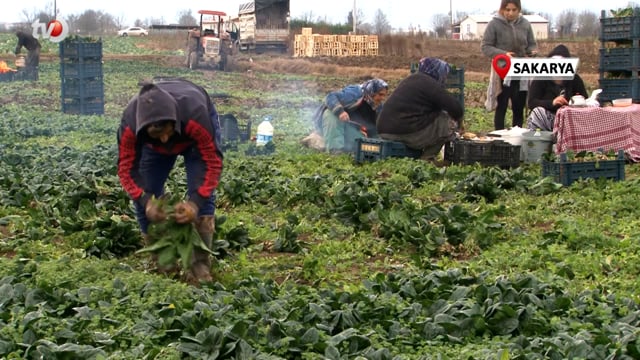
[598,9,640,103]
[60,38,104,115]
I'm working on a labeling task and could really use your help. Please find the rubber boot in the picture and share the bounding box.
[142,234,177,275]
[187,216,214,284]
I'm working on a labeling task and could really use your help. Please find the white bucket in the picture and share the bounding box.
[501,134,524,161]
[521,130,553,163]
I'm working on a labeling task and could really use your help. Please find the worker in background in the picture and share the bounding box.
[15,30,41,79]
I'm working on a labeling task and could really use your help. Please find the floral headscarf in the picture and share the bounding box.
[361,78,388,109]
[418,57,451,86]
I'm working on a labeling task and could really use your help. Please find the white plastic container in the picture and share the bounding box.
[256,116,274,146]
[489,127,528,161]
[521,130,553,163]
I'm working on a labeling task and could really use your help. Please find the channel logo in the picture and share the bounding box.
[492,54,579,81]
[32,18,69,43]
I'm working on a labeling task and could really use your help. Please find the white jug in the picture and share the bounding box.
[569,95,586,106]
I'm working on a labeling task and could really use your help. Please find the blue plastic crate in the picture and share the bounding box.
[599,47,640,71]
[446,67,465,89]
[0,69,37,82]
[355,138,422,163]
[59,40,102,59]
[541,150,625,186]
[62,97,104,115]
[60,60,103,79]
[61,78,104,98]
[597,78,640,102]
[444,139,520,168]
[600,10,640,41]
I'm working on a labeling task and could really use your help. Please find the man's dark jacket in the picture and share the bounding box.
[377,72,463,135]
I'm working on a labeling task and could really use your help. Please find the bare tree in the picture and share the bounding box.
[556,9,577,38]
[75,10,100,33]
[372,9,391,35]
[143,17,165,27]
[347,9,366,27]
[432,13,450,38]
[577,10,598,38]
[21,6,55,24]
[298,11,316,23]
[74,10,118,34]
[455,11,469,23]
[113,14,127,29]
[176,9,197,26]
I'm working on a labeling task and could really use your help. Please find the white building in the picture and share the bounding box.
[457,14,549,40]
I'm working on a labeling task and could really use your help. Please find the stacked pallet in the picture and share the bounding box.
[598,8,640,103]
[293,28,378,57]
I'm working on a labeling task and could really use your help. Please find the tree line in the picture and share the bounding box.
[5,4,639,38]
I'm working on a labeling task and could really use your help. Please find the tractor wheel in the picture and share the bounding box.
[188,51,199,70]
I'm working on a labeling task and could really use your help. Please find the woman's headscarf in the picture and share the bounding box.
[361,78,388,109]
[418,57,451,86]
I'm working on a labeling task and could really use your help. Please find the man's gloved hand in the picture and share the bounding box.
[174,201,198,224]
[145,200,167,223]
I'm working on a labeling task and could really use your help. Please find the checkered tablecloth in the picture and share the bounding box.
[553,104,640,161]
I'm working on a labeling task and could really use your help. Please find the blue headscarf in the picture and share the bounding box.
[418,57,451,86]
[361,78,388,109]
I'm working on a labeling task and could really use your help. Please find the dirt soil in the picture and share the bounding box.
[232,38,601,89]
[222,38,601,109]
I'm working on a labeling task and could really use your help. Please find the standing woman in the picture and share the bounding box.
[481,0,537,130]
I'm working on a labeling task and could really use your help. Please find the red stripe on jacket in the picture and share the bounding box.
[185,119,223,199]
[117,126,144,201]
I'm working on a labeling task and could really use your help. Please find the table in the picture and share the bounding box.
[553,104,640,162]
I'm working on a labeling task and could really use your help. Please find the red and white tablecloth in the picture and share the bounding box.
[553,104,640,162]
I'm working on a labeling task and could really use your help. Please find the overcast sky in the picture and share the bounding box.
[0,0,634,30]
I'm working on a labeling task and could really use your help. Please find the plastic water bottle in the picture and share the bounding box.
[256,115,274,146]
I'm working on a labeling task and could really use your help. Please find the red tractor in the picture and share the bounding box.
[186,10,239,71]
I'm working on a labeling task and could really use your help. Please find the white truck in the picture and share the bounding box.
[235,0,290,53]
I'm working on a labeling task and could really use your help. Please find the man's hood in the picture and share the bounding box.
[135,83,179,136]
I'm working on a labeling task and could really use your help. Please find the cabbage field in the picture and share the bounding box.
[0,34,640,359]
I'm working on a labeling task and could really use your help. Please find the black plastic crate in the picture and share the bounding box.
[62,97,104,115]
[597,78,640,102]
[61,78,104,98]
[59,40,102,59]
[60,60,103,79]
[599,48,640,71]
[219,114,251,143]
[600,9,640,41]
[444,139,520,168]
[355,138,422,163]
[541,150,625,186]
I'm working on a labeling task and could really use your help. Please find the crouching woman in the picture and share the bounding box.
[377,57,464,160]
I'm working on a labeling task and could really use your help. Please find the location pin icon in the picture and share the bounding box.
[492,54,511,79]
